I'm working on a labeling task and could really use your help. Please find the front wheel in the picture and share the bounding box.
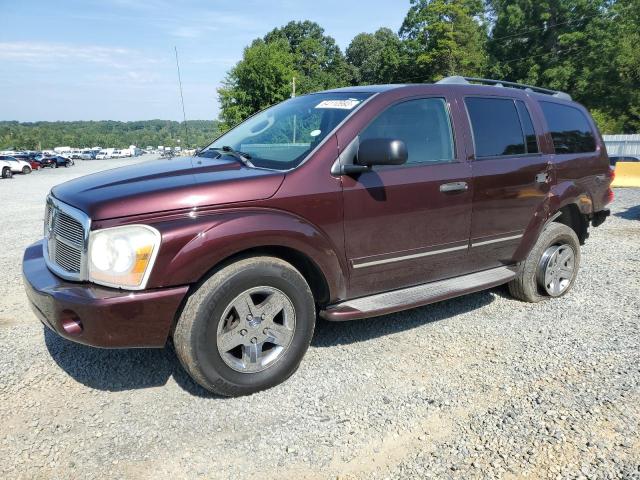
[173,256,316,396]
[2,167,12,179]
[22,166,31,174]
[508,222,580,302]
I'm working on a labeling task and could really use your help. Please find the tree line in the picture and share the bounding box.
[0,120,221,151]
[219,0,640,134]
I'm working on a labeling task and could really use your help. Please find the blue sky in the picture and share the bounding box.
[0,0,408,122]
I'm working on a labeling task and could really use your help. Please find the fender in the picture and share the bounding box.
[146,208,348,301]
[513,179,593,262]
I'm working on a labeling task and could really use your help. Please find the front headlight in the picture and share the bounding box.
[88,225,161,290]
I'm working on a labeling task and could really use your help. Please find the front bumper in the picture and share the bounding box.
[22,240,189,348]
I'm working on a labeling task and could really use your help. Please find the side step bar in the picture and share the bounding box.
[321,266,517,322]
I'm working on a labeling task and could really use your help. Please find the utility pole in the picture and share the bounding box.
[291,76,296,98]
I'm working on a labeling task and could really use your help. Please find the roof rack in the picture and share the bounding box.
[436,76,572,101]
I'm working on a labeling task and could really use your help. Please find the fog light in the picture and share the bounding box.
[60,311,83,336]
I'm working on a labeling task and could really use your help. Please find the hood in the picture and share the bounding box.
[51,156,285,220]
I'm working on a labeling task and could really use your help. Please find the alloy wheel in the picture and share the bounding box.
[537,244,575,296]
[216,286,296,373]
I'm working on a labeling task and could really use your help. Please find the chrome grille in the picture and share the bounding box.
[44,197,90,280]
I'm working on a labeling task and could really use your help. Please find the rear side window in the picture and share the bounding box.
[360,98,455,165]
[465,97,526,157]
[540,102,596,154]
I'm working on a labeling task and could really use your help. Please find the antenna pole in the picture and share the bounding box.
[174,46,189,148]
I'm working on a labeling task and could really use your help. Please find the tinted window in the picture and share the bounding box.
[465,97,525,157]
[360,98,454,165]
[540,102,596,154]
[516,100,539,154]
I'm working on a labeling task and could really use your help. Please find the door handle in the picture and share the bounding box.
[439,181,468,193]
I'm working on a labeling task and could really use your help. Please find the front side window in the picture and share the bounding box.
[540,101,596,154]
[360,98,455,165]
[202,92,372,170]
[465,97,526,158]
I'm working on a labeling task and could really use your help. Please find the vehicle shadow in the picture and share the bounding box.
[312,288,497,348]
[43,328,218,398]
[614,204,640,220]
[44,288,498,396]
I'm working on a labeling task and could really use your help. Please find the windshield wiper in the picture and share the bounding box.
[199,145,253,167]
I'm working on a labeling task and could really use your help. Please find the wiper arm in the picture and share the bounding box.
[198,145,254,167]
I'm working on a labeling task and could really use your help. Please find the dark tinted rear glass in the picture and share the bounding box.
[516,101,539,154]
[540,102,596,154]
[465,97,525,157]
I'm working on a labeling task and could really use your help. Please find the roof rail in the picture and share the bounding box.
[436,76,572,101]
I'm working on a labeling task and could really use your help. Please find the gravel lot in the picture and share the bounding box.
[1,157,638,479]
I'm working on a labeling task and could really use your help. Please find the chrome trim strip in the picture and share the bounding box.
[352,244,468,269]
[471,233,523,248]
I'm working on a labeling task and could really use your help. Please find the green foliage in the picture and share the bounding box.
[218,38,297,129]
[218,1,638,134]
[346,28,406,85]
[487,0,640,133]
[0,120,220,150]
[264,21,355,93]
[399,0,488,81]
[218,21,354,129]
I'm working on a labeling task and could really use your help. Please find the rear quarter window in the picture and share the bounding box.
[540,102,596,154]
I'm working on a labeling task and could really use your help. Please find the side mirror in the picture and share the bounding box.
[357,138,408,167]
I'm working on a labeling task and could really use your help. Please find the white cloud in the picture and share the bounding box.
[0,42,161,71]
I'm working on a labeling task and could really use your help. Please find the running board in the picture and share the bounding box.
[321,266,517,322]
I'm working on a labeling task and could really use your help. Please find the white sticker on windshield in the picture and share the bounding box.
[315,99,361,110]
[310,129,321,137]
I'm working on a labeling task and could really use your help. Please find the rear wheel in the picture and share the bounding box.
[508,222,580,302]
[2,167,12,179]
[22,166,31,174]
[173,256,316,396]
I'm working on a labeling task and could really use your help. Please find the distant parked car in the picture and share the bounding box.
[36,157,56,168]
[609,155,640,167]
[96,151,111,159]
[12,154,41,171]
[0,155,33,174]
[50,156,73,168]
[0,158,12,178]
[80,150,96,160]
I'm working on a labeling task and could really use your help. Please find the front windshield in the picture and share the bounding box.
[202,92,372,170]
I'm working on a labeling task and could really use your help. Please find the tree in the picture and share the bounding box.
[400,0,488,82]
[217,38,297,129]
[264,21,355,93]
[0,120,220,150]
[487,0,640,133]
[346,28,405,85]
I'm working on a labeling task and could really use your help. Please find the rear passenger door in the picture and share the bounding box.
[463,96,552,270]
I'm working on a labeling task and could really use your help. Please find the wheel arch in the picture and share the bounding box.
[147,208,347,304]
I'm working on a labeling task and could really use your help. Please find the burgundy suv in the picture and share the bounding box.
[23,77,613,396]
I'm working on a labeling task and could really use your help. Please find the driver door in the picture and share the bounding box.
[341,96,473,297]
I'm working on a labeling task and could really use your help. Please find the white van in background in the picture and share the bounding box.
[96,148,114,159]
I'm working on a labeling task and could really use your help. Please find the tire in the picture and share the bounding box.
[22,166,31,174]
[2,167,12,179]
[173,256,316,396]
[508,222,580,302]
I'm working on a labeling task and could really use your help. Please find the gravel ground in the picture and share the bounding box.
[0,158,638,479]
